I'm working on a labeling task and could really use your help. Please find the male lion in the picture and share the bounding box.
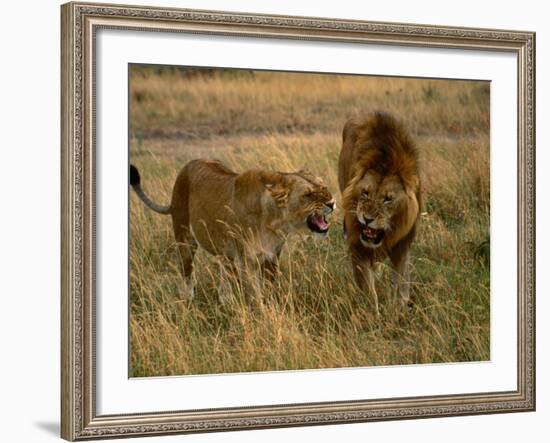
[130,159,335,298]
[338,112,421,314]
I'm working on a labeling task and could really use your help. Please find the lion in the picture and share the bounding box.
[130,159,335,298]
[338,112,421,314]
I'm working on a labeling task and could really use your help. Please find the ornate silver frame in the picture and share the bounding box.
[61,2,535,440]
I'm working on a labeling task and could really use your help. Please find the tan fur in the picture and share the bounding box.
[338,112,421,312]
[132,159,335,295]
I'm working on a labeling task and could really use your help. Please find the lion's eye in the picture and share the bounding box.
[362,190,369,198]
[384,196,393,204]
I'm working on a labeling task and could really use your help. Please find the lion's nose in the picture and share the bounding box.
[363,217,374,226]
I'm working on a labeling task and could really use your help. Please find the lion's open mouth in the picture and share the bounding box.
[360,225,385,246]
[307,213,329,234]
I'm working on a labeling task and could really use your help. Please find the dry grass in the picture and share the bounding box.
[129,66,490,377]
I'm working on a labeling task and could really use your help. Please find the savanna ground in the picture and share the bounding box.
[129,65,490,377]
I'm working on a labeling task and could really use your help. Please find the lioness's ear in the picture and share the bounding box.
[298,168,325,187]
[263,174,290,207]
[265,180,290,207]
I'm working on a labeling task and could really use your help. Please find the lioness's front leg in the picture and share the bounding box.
[217,258,239,305]
[351,254,379,316]
[218,257,261,304]
[261,259,279,283]
[261,245,282,284]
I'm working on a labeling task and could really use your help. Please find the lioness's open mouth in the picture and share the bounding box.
[307,213,329,234]
[360,225,385,245]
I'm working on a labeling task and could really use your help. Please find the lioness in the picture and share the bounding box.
[130,159,335,296]
[338,112,421,314]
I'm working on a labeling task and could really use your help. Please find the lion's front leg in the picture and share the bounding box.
[351,254,379,317]
[389,246,412,306]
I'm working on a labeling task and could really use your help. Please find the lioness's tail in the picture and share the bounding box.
[130,165,171,215]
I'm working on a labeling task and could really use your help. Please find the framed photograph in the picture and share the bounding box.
[61,1,535,440]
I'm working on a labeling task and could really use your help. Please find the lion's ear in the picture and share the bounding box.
[404,174,420,193]
[265,181,290,207]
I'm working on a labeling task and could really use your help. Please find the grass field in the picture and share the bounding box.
[129,66,490,377]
